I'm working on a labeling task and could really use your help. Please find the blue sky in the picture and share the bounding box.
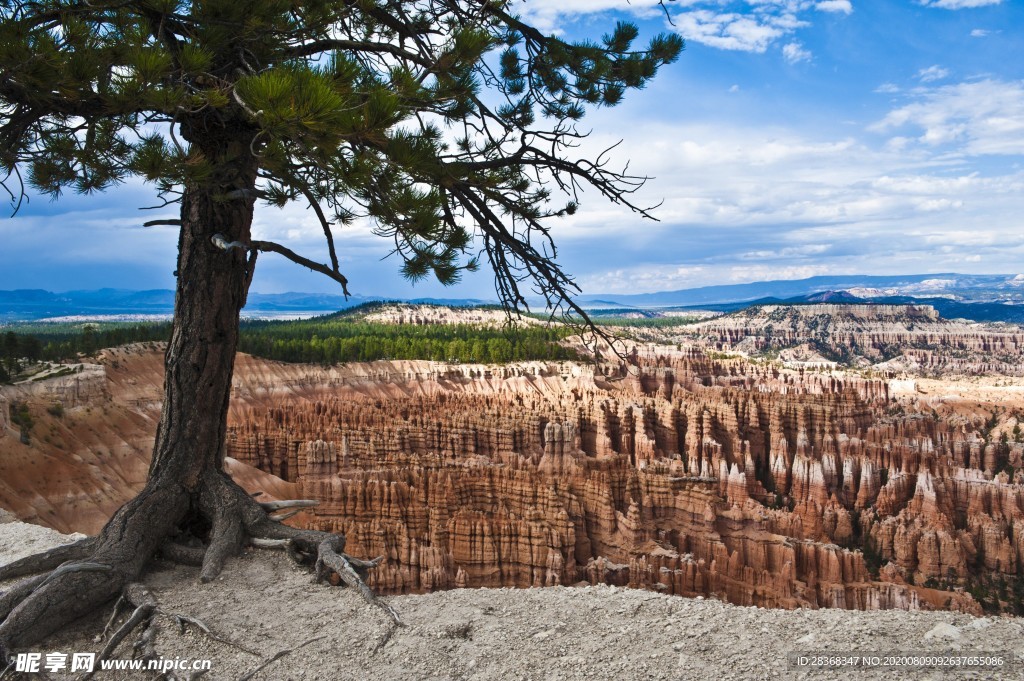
[1,0,1022,298]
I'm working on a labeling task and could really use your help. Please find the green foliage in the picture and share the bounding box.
[589,316,703,328]
[1,323,172,362]
[10,400,33,444]
[237,317,578,365]
[0,0,682,319]
[6,312,576,366]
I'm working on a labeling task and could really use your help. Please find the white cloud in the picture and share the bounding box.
[917,65,950,82]
[729,84,741,93]
[738,244,831,259]
[549,112,1024,293]
[875,83,901,94]
[520,1,848,54]
[816,0,853,13]
[673,10,794,52]
[782,41,812,63]
[518,0,661,33]
[871,79,1024,155]
[727,264,834,282]
[970,28,990,37]
[579,265,707,292]
[919,0,1002,8]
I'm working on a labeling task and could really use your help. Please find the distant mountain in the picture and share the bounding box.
[580,273,1024,308]
[5,274,1024,323]
[0,289,493,321]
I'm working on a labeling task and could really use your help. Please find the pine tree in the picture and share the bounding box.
[0,0,681,653]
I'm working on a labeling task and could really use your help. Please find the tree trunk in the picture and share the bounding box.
[150,130,257,486]
[0,129,260,650]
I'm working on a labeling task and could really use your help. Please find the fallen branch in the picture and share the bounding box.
[236,636,324,681]
[171,613,261,657]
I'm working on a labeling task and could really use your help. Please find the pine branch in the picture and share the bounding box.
[251,240,350,297]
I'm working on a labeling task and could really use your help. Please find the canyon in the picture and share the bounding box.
[2,304,1024,616]
[671,304,1024,376]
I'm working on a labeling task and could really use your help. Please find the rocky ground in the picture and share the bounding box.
[1,511,1021,681]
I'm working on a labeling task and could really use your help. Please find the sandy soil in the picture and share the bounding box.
[2,513,1022,681]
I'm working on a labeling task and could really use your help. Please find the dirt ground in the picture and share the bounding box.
[1,511,1022,681]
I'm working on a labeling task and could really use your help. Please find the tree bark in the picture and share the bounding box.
[0,128,261,651]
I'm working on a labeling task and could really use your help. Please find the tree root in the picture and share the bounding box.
[0,538,95,582]
[169,613,260,656]
[86,584,158,680]
[257,500,319,512]
[0,470,395,664]
[236,636,324,681]
[160,542,207,567]
[1,563,112,621]
[315,536,401,626]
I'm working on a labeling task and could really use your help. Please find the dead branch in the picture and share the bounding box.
[315,537,401,625]
[236,636,325,681]
[251,240,350,297]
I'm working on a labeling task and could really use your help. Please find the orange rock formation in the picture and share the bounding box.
[5,334,1023,615]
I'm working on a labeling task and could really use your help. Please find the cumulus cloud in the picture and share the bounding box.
[548,113,1024,293]
[871,78,1024,155]
[520,0,849,54]
[816,0,853,13]
[917,65,950,82]
[782,41,812,63]
[672,10,795,52]
[919,0,1002,8]
[970,28,990,37]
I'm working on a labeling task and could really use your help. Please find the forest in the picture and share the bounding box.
[1,308,579,379]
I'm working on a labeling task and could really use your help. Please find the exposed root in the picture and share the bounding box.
[236,635,324,681]
[257,500,319,512]
[370,620,399,655]
[170,613,260,656]
[249,537,307,565]
[97,593,127,643]
[0,538,95,581]
[267,508,304,522]
[0,472,395,664]
[198,476,247,583]
[1,563,111,622]
[346,555,384,572]
[160,542,207,567]
[85,584,157,680]
[0,483,186,655]
[315,537,401,625]
[0,575,47,622]
[133,616,159,669]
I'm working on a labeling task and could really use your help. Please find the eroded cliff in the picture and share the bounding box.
[4,321,1023,615]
